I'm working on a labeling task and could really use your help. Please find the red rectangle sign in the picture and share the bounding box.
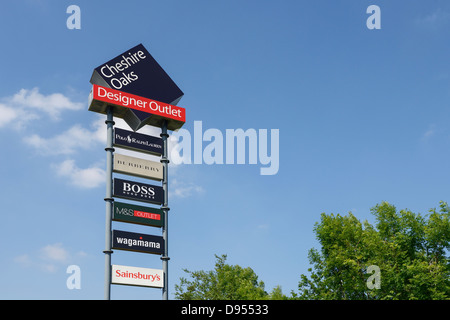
[92,84,186,123]
[134,210,161,220]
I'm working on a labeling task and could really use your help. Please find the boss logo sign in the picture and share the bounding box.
[113,178,163,205]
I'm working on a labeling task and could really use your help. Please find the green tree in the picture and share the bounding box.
[175,254,287,300]
[295,201,450,300]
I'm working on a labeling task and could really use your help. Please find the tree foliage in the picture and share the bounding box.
[295,201,450,300]
[174,254,287,300]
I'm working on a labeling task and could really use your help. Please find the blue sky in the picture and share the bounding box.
[0,0,450,299]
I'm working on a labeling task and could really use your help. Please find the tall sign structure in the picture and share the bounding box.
[88,43,185,300]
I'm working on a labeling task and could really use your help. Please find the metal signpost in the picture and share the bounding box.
[160,120,170,300]
[104,106,114,300]
[88,43,185,300]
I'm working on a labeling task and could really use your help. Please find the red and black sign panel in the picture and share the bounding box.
[113,201,164,228]
[90,43,184,131]
[89,84,185,131]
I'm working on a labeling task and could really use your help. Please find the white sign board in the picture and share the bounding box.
[111,264,163,288]
[113,153,163,181]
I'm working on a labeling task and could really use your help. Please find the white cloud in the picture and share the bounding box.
[10,87,83,120]
[53,159,105,189]
[170,178,205,199]
[420,124,437,142]
[40,243,70,263]
[256,224,270,231]
[0,87,82,129]
[416,8,450,26]
[0,103,18,127]
[14,243,83,273]
[24,124,100,155]
[13,254,33,268]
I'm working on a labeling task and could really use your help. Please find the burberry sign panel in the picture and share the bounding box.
[113,153,163,181]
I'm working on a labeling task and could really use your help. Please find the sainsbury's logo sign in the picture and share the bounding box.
[112,264,163,288]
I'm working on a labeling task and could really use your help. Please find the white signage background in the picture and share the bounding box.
[113,153,163,181]
[111,264,163,288]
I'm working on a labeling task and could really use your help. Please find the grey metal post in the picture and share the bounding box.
[103,106,114,300]
[160,120,170,300]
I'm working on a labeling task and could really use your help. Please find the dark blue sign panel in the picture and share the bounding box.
[113,178,164,205]
[90,43,184,131]
[114,127,163,156]
[112,229,164,255]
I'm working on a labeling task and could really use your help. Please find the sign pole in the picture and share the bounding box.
[160,120,170,300]
[103,106,114,300]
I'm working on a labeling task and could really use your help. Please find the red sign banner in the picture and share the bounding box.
[89,84,186,131]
